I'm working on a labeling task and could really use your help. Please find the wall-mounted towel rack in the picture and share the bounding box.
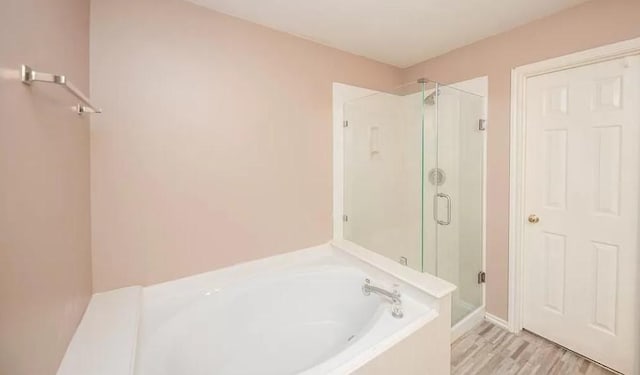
[21,65,102,114]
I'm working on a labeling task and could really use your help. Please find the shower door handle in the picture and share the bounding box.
[433,193,452,226]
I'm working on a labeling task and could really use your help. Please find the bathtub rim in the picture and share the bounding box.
[57,286,142,375]
[331,239,456,299]
[57,241,456,375]
[138,240,456,302]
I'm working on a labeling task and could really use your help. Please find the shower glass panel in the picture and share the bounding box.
[343,82,430,272]
[342,80,485,326]
[429,84,485,325]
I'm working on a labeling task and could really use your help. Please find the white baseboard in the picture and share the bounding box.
[485,312,510,331]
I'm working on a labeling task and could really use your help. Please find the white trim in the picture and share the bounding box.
[508,37,640,333]
[485,312,510,332]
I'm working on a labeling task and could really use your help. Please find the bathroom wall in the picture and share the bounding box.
[90,0,402,291]
[0,0,92,374]
[402,0,640,320]
[88,0,640,321]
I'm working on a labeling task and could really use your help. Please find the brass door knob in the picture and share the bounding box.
[528,214,540,223]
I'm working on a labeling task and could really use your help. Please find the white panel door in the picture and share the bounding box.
[523,55,640,374]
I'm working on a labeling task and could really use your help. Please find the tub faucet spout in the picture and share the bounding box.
[362,279,404,319]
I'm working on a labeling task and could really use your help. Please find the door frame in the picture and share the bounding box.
[508,36,640,334]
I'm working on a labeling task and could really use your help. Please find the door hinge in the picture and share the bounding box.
[478,119,486,131]
[342,214,349,222]
[343,120,349,128]
[477,271,486,284]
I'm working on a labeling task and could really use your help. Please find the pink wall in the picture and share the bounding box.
[90,0,640,321]
[0,0,92,374]
[403,0,640,320]
[90,0,402,291]
[1,0,637,370]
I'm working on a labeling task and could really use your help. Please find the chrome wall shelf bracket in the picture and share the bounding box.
[21,65,102,115]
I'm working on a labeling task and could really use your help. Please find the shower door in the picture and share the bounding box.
[341,80,486,326]
[429,84,485,325]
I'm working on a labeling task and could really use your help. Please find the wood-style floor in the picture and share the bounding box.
[451,321,617,375]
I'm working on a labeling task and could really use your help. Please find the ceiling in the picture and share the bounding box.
[186,0,588,68]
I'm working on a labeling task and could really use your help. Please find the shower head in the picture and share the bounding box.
[424,89,440,106]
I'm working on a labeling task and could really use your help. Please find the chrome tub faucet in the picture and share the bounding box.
[362,278,404,319]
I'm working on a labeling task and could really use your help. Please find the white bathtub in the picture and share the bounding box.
[58,241,455,375]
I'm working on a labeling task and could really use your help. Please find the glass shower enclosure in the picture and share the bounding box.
[342,80,485,326]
